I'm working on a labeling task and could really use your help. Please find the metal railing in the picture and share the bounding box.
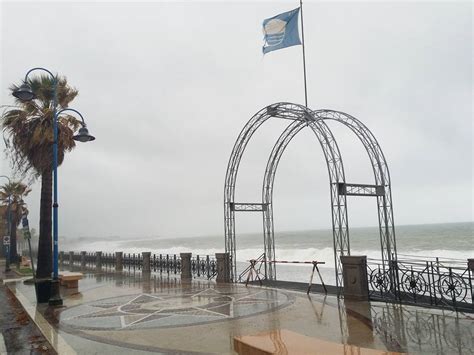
[102,252,116,270]
[84,252,95,268]
[59,251,217,280]
[123,253,143,271]
[151,254,181,274]
[367,256,473,312]
[191,255,217,279]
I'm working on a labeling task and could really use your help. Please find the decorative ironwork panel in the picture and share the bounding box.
[338,183,385,197]
[102,252,115,270]
[61,251,215,282]
[231,203,268,212]
[367,257,473,312]
[191,255,217,279]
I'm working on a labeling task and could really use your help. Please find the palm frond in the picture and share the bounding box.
[2,74,81,177]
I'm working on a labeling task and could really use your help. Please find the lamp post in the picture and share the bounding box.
[0,175,12,272]
[13,68,95,306]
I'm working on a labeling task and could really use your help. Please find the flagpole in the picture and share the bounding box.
[299,0,308,107]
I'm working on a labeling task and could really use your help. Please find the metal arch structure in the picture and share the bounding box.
[262,118,350,286]
[261,109,398,286]
[312,110,397,269]
[224,102,349,287]
[224,102,397,288]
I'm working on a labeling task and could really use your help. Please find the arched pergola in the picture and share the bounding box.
[224,103,396,288]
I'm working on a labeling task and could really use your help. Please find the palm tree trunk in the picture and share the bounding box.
[36,169,53,279]
[10,211,18,263]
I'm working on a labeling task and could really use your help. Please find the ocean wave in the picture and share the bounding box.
[61,238,473,268]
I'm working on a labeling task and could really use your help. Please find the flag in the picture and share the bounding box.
[262,7,301,54]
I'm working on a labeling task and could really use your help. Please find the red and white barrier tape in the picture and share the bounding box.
[271,260,325,264]
[247,260,325,265]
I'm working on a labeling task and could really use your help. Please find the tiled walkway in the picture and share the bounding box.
[5,270,474,354]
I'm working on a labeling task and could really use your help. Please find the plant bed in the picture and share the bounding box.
[13,267,33,276]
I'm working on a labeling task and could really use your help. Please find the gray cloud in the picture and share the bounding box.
[1,1,472,240]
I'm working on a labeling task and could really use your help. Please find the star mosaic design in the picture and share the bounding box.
[60,286,292,330]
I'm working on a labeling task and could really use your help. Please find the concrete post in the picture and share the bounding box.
[81,251,87,270]
[180,253,192,279]
[69,251,74,268]
[216,253,231,283]
[96,251,102,271]
[116,252,123,271]
[59,251,64,267]
[341,256,369,300]
[142,252,151,273]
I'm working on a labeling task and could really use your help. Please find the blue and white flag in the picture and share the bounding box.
[262,7,301,54]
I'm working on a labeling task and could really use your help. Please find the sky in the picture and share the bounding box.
[0,0,472,241]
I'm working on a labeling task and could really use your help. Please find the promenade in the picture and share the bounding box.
[2,267,473,354]
[0,260,56,354]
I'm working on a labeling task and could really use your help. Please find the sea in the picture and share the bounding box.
[61,222,473,286]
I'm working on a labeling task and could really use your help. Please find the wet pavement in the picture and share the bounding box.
[0,260,56,354]
[4,268,474,354]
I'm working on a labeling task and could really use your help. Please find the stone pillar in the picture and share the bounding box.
[468,259,474,271]
[96,251,102,271]
[59,251,64,267]
[80,251,87,270]
[180,253,192,279]
[142,252,151,273]
[341,255,369,300]
[116,252,123,271]
[216,253,231,283]
[69,251,74,268]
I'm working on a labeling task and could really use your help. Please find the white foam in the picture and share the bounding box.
[62,238,472,266]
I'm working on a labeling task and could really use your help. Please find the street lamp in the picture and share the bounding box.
[12,83,35,101]
[0,175,12,272]
[12,68,95,306]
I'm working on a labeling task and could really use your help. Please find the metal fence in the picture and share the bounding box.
[123,253,143,271]
[191,255,217,279]
[102,252,116,270]
[367,256,473,312]
[59,251,217,280]
[151,254,180,274]
[84,252,95,268]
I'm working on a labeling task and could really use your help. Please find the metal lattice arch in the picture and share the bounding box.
[224,102,397,288]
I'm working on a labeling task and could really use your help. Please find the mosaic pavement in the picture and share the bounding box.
[59,285,293,331]
[7,272,473,354]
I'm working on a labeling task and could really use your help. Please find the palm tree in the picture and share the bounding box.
[1,75,80,279]
[0,181,31,262]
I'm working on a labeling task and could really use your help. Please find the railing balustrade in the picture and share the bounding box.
[367,256,473,312]
[57,250,217,280]
[191,255,217,279]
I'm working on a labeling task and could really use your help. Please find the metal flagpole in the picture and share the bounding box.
[299,0,308,107]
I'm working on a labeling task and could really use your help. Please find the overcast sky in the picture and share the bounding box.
[0,1,472,240]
